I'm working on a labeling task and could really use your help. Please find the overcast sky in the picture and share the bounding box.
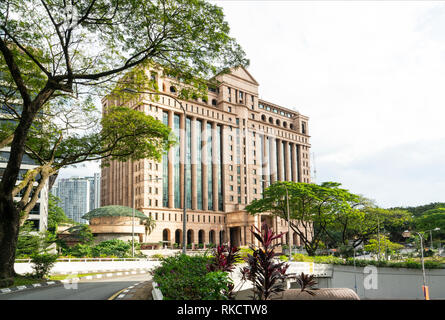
[59,1,445,209]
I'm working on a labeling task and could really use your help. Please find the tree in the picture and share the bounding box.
[143,216,156,240]
[364,235,404,260]
[47,193,73,235]
[330,206,412,250]
[245,181,360,256]
[414,208,445,241]
[0,0,248,287]
[15,221,55,258]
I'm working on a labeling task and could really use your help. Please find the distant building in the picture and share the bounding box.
[53,173,101,224]
[0,148,49,232]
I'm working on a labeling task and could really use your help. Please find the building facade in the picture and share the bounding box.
[100,67,311,247]
[54,174,101,224]
[0,148,49,232]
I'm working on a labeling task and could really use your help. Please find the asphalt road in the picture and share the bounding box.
[0,273,151,300]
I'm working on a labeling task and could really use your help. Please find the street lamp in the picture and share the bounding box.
[132,176,162,257]
[283,184,292,262]
[403,227,440,300]
[261,179,292,261]
[429,228,440,250]
[121,87,188,254]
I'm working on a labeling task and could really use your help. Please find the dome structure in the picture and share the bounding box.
[81,205,149,243]
[82,205,148,221]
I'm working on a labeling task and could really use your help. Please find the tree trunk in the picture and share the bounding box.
[0,196,20,288]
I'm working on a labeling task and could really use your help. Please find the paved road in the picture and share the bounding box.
[0,274,151,300]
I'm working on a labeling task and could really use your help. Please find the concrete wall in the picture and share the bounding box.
[328,265,445,300]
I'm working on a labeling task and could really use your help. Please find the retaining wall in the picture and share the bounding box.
[327,265,445,300]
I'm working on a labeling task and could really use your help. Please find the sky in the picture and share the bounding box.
[59,1,445,209]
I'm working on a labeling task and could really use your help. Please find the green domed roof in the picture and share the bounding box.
[82,205,148,220]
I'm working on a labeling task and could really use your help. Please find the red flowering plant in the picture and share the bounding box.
[241,222,289,300]
[207,244,240,299]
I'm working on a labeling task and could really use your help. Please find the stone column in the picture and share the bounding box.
[191,117,198,210]
[276,139,282,181]
[291,143,298,182]
[220,125,226,212]
[212,122,218,212]
[202,119,208,211]
[179,113,185,208]
[269,137,276,183]
[297,144,302,182]
[263,135,269,188]
[284,141,291,181]
[168,110,174,208]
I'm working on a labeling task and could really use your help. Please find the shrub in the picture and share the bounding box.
[151,254,164,260]
[238,247,254,262]
[152,254,231,300]
[91,239,131,258]
[312,255,344,264]
[69,243,93,257]
[292,253,314,262]
[241,223,289,300]
[31,253,58,279]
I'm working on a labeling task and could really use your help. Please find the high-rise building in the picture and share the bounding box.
[0,105,49,232]
[0,149,49,232]
[87,173,101,211]
[54,174,101,224]
[100,67,311,247]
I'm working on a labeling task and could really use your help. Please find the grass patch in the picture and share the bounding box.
[49,273,103,281]
[10,275,43,287]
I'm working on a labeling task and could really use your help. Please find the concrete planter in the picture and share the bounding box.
[279,288,360,300]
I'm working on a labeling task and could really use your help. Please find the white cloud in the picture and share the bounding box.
[214,1,445,207]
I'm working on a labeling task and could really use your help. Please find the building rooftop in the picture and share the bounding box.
[82,205,148,220]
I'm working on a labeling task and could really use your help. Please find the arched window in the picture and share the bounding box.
[212,99,217,106]
[269,117,273,124]
[276,119,280,126]
[261,115,266,121]
[169,86,176,93]
[198,230,205,244]
[283,121,287,128]
[290,124,294,130]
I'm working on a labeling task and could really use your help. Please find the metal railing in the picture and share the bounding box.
[15,257,150,263]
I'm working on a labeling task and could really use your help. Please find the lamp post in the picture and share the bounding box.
[262,179,292,261]
[284,184,292,262]
[132,176,162,257]
[121,87,188,254]
[403,227,440,300]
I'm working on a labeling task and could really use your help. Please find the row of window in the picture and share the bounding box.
[148,211,226,224]
[258,103,295,118]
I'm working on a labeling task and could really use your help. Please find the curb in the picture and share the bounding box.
[0,268,152,295]
[152,281,163,300]
[0,280,63,294]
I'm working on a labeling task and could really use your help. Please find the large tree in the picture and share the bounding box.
[414,208,445,241]
[245,181,361,256]
[0,0,248,287]
[325,203,412,249]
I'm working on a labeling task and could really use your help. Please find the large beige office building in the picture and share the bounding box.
[100,67,311,248]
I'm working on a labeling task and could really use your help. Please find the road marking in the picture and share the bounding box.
[107,287,128,300]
